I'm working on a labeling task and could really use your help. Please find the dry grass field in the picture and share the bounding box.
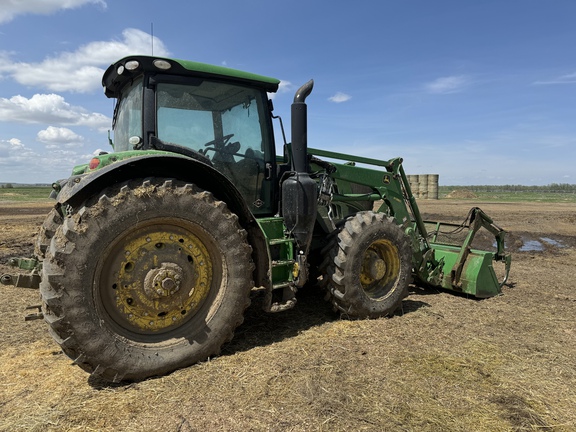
[0,199,575,431]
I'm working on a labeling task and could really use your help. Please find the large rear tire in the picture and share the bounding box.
[40,178,253,382]
[35,208,63,259]
[321,212,412,318]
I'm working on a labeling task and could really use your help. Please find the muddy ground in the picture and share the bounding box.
[0,199,574,431]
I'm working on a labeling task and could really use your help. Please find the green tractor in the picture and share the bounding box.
[2,56,510,382]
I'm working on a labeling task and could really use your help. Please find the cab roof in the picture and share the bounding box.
[103,55,281,98]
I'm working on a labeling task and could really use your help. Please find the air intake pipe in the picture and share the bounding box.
[282,80,318,285]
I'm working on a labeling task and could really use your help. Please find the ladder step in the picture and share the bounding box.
[271,259,296,268]
[268,238,295,246]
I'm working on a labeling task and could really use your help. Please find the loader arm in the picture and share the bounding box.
[306,146,510,298]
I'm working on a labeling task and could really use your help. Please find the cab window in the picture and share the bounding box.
[156,81,273,214]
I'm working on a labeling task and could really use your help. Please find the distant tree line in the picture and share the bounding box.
[0,183,50,188]
[441,183,576,193]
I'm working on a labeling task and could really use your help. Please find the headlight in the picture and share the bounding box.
[125,60,140,71]
[153,59,172,70]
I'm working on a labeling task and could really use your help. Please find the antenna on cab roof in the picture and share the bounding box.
[151,23,154,55]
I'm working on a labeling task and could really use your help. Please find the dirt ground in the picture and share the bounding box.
[0,199,574,431]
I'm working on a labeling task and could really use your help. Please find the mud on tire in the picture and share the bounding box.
[35,208,63,259]
[40,178,253,382]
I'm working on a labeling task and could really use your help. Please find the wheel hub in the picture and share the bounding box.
[363,250,387,281]
[144,263,184,299]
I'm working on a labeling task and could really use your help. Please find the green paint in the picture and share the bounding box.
[434,245,503,298]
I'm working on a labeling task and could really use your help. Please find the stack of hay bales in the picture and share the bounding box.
[407,174,439,199]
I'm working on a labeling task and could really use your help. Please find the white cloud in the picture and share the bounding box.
[37,126,85,149]
[0,28,169,93]
[268,80,293,100]
[0,0,106,24]
[0,93,110,130]
[0,138,40,165]
[425,75,470,94]
[277,80,293,93]
[533,72,576,85]
[8,138,24,149]
[0,136,98,182]
[328,92,352,103]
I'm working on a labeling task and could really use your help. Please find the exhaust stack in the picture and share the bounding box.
[282,80,318,285]
[291,79,314,173]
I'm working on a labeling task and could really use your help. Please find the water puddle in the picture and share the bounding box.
[519,240,544,252]
[518,237,566,252]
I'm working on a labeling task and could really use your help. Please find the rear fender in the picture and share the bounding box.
[56,154,270,288]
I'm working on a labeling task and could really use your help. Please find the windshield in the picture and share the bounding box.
[112,78,143,152]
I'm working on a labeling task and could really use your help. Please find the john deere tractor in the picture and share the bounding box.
[2,56,510,382]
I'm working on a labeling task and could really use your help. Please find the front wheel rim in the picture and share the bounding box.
[359,239,401,300]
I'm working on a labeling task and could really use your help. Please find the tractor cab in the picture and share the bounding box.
[104,56,281,215]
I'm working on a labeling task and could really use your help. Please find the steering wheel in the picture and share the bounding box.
[204,134,234,149]
[203,134,240,163]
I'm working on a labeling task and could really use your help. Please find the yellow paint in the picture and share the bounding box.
[112,229,213,332]
[359,239,400,300]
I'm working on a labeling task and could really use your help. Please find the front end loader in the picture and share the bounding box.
[1,55,511,382]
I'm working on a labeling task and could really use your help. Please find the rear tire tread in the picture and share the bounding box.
[40,178,253,382]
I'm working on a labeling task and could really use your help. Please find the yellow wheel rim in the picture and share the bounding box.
[359,239,401,300]
[98,219,215,335]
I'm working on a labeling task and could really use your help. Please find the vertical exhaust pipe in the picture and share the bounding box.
[291,80,314,173]
[282,80,317,286]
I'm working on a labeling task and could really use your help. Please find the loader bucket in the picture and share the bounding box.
[432,244,510,297]
[424,207,511,298]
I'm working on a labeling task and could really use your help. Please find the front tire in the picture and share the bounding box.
[40,178,253,382]
[322,212,412,319]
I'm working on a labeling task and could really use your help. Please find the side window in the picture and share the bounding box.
[156,86,214,149]
[221,101,265,162]
[157,107,213,149]
[155,81,273,214]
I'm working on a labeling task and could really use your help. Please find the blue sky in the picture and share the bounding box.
[0,0,574,185]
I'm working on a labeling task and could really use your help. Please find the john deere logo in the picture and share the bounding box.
[383,176,391,184]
